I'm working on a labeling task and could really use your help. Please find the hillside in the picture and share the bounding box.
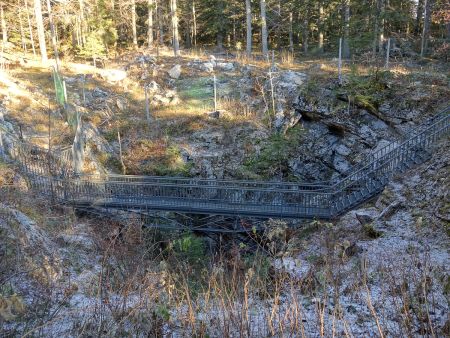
[1,0,450,336]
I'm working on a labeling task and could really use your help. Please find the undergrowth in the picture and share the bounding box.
[241,127,304,180]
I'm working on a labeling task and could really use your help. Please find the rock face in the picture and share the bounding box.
[168,65,182,79]
[0,203,62,284]
[272,71,309,133]
[186,125,269,179]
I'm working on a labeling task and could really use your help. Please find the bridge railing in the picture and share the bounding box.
[330,111,449,216]
[53,176,333,218]
[2,106,448,220]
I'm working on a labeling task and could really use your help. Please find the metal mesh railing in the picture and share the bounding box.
[2,106,449,224]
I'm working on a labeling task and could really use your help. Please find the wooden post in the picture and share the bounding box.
[117,131,126,175]
[385,38,391,69]
[268,69,275,115]
[81,74,86,105]
[213,74,217,112]
[338,37,343,85]
[144,85,151,128]
[72,110,84,176]
[62,79,67,104]
[48,105,55,202]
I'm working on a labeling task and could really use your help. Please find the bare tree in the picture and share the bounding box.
[170,0,180,56]
[246,0,252,56]
[34,0,48,63]
[260,0,268,56]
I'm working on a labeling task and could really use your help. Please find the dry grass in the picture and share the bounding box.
[5,216,445,337]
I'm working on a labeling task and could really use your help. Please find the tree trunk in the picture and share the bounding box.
[342,0,350,58]
[34,0,48,63]
[260,0,268,56]
[289,11,294,53]
[302,16,308,54]
[318,3,324,52]
[372,0,381,58]
[148,0,154,47]
[19,4,27,52]
[216,33,223,51]
[246,0,252,56]
[25,0,36,55]
[216,0,225,51]
[170,0,180,56]
[192,0,197,46]
[0,3,7,44]
[415,0,424,35]
[132,0,138,48]
[185,25,191,49]
[158,1,164,45]
[79,0,85,45]
[420,0,433,57]
[46,0,60,71]
[379,0,385,53]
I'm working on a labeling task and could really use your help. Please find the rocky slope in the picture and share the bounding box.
[0,132,448,337]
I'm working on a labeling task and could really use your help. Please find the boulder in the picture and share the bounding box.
[333,155,351,173]
[146,80,160,94]
[354,208,379,224]
[207,110,232,119]
[168,65,182,79]
[99,69,127,83]
[83,122,113,154]
[209,55,217,67]
[279,71,308,87]
[92,87,109,98]
[334,144,352,156]
[201,62,215,73]
[216,62,234,72]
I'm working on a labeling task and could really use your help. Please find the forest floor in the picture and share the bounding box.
[0,135,448,337]
[1,47,448,180]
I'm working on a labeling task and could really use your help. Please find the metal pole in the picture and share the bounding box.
[82,74,86,105]
[268,70,275,115]
[213,74,217,112]
[338,37,343,85]
[144,85,151,128]
[385,38,391,70]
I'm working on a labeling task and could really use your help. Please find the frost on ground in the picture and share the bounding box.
[0,139,449,337]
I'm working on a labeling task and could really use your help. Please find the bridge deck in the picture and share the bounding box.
[72,196,331,219]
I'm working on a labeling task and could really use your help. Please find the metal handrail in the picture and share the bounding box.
[2,106,449,225]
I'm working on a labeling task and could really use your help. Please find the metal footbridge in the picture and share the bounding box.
[2,108,449,232]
